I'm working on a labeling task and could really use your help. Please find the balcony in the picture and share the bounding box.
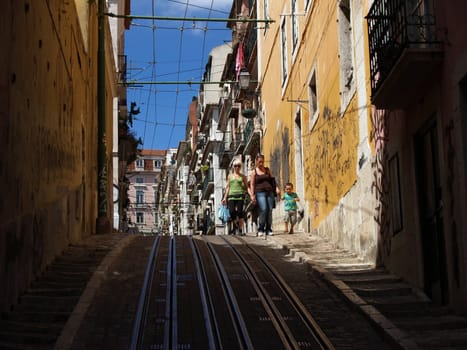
[118,55,127,85]
[232,130,244,155]
[367,0,443,109]
[219,140,234,169]
[218,96,239,131]
[135,202,148,209]
[243,119,261,155]
[201,168,214,200]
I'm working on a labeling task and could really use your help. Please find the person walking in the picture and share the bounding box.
[249,154,280,236]
[222,159,249,235]
[282,182,300,234]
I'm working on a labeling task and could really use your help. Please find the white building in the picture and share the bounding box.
[126,149,166,234]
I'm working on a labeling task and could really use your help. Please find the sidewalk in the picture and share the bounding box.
[262,231,467,350]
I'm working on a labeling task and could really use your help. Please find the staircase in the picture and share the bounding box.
[0,241,113,350]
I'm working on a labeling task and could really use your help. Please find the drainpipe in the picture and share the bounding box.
[96,0,111,233]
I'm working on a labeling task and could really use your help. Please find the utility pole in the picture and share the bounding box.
[96,0,111,233]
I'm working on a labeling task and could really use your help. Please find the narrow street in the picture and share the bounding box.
[2,232,467,349]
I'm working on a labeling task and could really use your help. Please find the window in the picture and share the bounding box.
[154,177,158,183]
[136,190,144,207]
[281,18,288,86]
[136,159,144,168]
[308,69,318,130]
[136,212,144,224]
[388,154,403,234]
[154,160,162,168]
[337,0,355,111]
[291,0,299,52]
[263,0,269,34]
[136,177,144,184]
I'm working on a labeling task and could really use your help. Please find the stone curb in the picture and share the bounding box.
[54,234,137,350]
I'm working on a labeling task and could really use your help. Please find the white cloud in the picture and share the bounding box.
[131,0,232,17]
[191,0,232,11]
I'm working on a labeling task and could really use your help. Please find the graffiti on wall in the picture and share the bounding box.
[270,127,290,189]
[302,104,356,222]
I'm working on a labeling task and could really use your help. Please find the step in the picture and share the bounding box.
[13,301,76,313]
[324,263,375,272]
[0,340,54,350]
[332,267,388,276]
[300,249,358,259]
[0,319,62,334]
[2,311,70,323]
[31,279,87,289]
[0,330,58,345]
[367,298,451,318]
[308,257,363,266]
[395,315,467,331]
[412,328,467,348]
[337,273,402,285]
[46,263,94,273]
[40,270,91,281]
[26,287,83,297]
[53,254,105,264]
[19,294,79,306]
[351,282,413,297]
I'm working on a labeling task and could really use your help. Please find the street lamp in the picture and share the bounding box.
[238,67,250,90]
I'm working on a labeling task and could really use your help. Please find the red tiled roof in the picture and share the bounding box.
[140,149,166,156]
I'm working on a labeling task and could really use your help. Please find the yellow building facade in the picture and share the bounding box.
[0,0,119,312]
[258,0,376,261]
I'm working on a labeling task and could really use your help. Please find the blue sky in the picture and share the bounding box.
[124,0,233,151]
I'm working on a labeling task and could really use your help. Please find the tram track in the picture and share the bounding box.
[223,235,334,349]
[131,235,334,350]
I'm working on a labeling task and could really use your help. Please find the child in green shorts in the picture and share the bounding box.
[282,182,300,234]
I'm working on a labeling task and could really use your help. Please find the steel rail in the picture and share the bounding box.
[164,237,176,350]
[130,236,161,350]
[188,237,218,350]
[204,237,253,350]
[236,236,335,350]
[221,236,296,349]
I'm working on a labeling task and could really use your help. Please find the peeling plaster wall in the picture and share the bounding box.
[0,0,109,312]
[259,0,376,262]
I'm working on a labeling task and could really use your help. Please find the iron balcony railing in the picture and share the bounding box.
[202,168,214,194]
[244,22,257,65]
[118,54,127,84]
[243,119,254,143]
[367,0,442,94]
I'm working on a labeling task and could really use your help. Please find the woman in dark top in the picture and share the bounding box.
[249,154,280,236]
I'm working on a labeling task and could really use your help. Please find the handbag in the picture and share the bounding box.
[270,177,277,196]
[217,205,230,223]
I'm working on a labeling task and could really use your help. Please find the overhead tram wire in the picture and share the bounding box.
[106,13,274,24]
[145,0,158,149]
[164,0,190,150]
[197,0,214,100]
[131,22,231,31]
[168,0,230,15]
[116,5,275,150]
